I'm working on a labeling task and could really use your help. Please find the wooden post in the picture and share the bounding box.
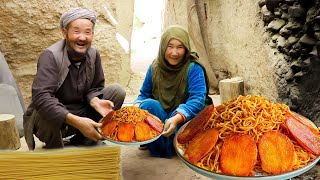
[0,114,21,150]
[219,77,245,104]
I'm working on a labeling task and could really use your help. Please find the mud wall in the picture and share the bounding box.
[0,0,134,105]
[164,0,278,99]
[164,0,319,125]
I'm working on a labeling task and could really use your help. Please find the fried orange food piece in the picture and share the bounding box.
[101,120,117,137]
[135,121,151,141]
[220,133,257,176]
[184,128,219,165]
[286,115,320,155]
[144,114,164,133]
[290,111,319,135]
[101,110,115,126]
[117,122,134,142]
[177,104,214,144]
[258,131,295,174]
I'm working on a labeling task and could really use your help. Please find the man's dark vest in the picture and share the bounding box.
[23,39,97,150]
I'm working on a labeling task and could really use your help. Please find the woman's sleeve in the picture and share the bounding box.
[134,65,153,104]
[174,63,207,122]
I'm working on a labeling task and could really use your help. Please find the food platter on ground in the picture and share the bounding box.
[174,95,320,180]
[97,106,164,146]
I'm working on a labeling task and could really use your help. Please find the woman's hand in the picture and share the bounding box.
[133,103,141,107]
[162,114,184,137]
[90,97,114,116]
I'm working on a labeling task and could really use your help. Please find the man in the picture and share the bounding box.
[23,8,126,150]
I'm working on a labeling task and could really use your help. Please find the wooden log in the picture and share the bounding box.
[219,77,245,104]
[0,114,21,150]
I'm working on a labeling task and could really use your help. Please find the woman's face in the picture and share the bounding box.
[164,38,186,66]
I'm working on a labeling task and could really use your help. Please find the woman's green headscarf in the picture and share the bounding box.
[151,25,198,112]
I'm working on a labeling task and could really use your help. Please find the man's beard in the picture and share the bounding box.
[66,44,87,61]
[65,34,90,61]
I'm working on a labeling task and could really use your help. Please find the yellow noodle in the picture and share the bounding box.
[0,146,120,179]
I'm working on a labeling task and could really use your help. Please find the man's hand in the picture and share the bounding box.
[65,113,102,142]
[90,97,114,116]
[162,114,184,137]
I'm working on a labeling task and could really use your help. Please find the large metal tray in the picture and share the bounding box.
[174,122,320,180]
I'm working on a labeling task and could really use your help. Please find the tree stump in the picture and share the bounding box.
[0,114,21,150]
[219,77,245,104]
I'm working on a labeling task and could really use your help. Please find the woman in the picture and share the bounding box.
[133,25,212,158]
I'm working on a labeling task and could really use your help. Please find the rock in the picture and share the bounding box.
[276,35,287,49]
[265,0,282,12]
[269,39,277,48]
[274,7,282,16]
[258,0,266,8]
[267,18,286,32]
[314,32,320,40]
[313,23,320,31]
[261,5,276,23]
[272,33,281,42]
[299,34,316,46]
[284,20,302,31]
[284,0,295,5]
[280,26,292,36]
[291,60,303,73]
[310,45,318,56]
[288,5,306,19]
[289,43,303,58]
[286,36,299,48]
[281,12,290,20]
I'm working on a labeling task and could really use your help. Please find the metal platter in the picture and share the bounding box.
[97,126,162,146]
[174,122,320,180]
[97,113,163,146]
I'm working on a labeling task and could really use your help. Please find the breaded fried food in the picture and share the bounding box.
[177,105,214,144]
[135,121,151,142]
[184,128,219,165]
[117,122,134,142]
[101,120,117,137]
[258,131,295,174]
[220,133,257,176]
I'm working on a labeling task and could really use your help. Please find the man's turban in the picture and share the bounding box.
[59,8,96,29]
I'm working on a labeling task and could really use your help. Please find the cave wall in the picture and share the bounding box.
[0,0,134,105]
[260,0,320,125]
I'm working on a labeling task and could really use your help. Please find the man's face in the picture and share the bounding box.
[62,18,94,60]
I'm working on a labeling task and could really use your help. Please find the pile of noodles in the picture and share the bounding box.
[103,106,160,141]
[179,95,318,175]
